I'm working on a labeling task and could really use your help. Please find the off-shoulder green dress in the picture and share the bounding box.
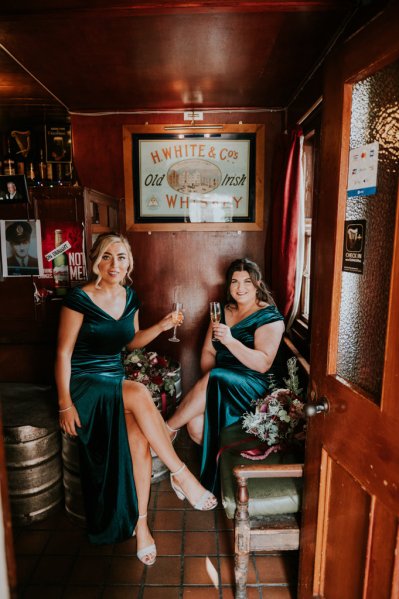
[200,305,285,493]
[63,286,140,544]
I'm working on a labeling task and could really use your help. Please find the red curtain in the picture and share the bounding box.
[269,127,303,318]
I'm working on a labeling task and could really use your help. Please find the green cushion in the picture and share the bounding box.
[219,424,302,519]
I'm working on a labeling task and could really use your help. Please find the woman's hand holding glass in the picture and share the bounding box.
[169,302,184,342]
[210,322,233,345]
[209,302,221,341]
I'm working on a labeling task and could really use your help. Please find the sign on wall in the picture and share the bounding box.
[123,124,265,232]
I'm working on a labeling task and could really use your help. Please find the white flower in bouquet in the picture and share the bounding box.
[242,357,306,448]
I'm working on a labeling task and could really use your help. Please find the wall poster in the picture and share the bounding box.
[123,124,265,231]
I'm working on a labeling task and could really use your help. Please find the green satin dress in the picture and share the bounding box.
[200,305,285,493]
[63,286,140,544]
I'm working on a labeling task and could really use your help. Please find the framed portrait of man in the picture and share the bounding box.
[0,219,43,277]
[0,174,29,204]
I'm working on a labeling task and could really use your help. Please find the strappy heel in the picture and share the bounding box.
[166,421,179,442]
[170,463,218,511]
[135,513,157,566]
[150,421,180,457]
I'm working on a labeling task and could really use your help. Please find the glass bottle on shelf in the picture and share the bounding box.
[38,149,46,184]
[26,162,36,186]
[46,162,54,186]
[16,156,25,175]
[3,139,16,176]
[53,229,70,296]
[55,163,64,186]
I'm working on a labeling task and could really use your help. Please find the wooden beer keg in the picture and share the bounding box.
[0,383,63,525]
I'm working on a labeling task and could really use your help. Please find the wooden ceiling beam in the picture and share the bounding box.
[0,0,356,19]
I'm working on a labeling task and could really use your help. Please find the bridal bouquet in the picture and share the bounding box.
[123,348,177,399]
[241,357,306,459]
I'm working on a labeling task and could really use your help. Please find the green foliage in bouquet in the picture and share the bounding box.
[241,357,306,447]
[123,348,177,398]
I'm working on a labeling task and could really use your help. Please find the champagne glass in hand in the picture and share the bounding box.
[169,302,184,343]
[210,301,221,341]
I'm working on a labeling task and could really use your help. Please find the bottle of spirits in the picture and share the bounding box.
[53,229,70,296]
[3,139,16,176]
[46,162,54,186]
[16,157,25,175]
[26,162,36,186]
[38,149,46,185]
[55,163,64,186]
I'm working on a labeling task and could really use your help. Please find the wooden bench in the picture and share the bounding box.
[219,423,304,599]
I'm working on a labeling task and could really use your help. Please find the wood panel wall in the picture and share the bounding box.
[71,111,283,391]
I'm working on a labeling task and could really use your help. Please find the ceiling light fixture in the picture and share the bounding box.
[164,123,224,131]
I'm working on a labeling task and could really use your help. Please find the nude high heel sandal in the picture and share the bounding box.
[166,421,179,442]
[135,513,157,566]
[170,463,218,511]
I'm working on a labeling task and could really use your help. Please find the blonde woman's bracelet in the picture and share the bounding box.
[59,405,74,413]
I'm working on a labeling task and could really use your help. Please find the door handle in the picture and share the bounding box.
[304,397,329,418]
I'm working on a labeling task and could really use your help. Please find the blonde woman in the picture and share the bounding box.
[55,233,216,565]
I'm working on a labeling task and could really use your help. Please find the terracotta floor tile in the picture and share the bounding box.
[106,555,146,584]
[260,587,297,599]
[15,555,38,586]
[68,555,111,584]
[31,555,75,585]
[153,531,182,555]
[255,554,298,585]
[142,586,181,598]
[222,586,261,598]
[12,437,299,597]
[183,586,220,598]
[145,556,181,585]
[216,510,234,531]
[78,537,114,555]
[157,478,172,492]
[152,509,184,531]
[44,530,85,555]
[16,555,38,585]
[102,586,141,598]
[157,491,187,509]
[183,556,219,586]
[184,531,217,555]
[63,586,104,598]
[113,536,137,556]
[219,556,256,586]
[217,530,234,555]
[13,530,51,556]
[21,585,64,598]
[185,511,216,531]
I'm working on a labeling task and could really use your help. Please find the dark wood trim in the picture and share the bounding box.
[0,1,355,18]
[0,403,17,598]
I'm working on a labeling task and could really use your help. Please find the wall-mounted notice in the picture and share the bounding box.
[342,219,366,274]
[347,142,379,198]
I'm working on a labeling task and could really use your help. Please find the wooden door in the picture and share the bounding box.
[298,5,399,599]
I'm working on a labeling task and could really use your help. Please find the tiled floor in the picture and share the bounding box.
[12,435,298,598]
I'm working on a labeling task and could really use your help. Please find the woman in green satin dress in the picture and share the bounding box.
[55,233,217,563]
[166,258,285,493]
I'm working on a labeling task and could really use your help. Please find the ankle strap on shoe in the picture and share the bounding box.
[171,463,186,477]
[166,422,179,433]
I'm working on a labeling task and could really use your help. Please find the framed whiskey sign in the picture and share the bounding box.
[123,124,265,232]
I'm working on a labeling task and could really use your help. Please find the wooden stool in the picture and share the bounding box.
[219,423,304,599]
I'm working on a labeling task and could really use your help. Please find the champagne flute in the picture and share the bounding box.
[210,301,221,341]
[169,302,184,342]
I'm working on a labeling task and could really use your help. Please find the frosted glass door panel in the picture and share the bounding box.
[336,62,399,402]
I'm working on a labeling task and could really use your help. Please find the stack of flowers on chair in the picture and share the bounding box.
[241,357,306,460]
